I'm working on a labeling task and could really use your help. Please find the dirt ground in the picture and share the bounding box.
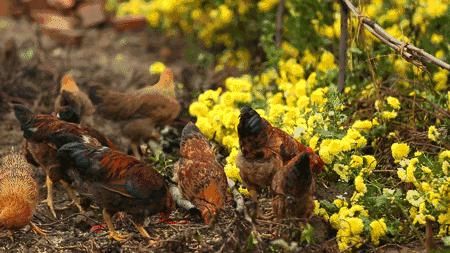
[0,17,429,253]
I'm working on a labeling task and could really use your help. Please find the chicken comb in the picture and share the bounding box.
[60,73,80,93]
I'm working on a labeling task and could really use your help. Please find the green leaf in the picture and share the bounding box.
[300,223,314,245]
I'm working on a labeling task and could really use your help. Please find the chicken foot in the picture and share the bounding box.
[129,220,151,239]
[103,209,129,242]
[30,222,48,236]
[249,188,273,220]
[60,180,85,213]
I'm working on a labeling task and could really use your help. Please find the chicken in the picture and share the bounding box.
[236,106,324,219]
[89,68,180,159]
[51,133,174,241]
[13,103,116,218]
[173,122,228,225]
[54,73,95,124]
[0,151,45,236]
[271,153,315,221]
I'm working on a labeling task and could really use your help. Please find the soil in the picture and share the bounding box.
[0,17,428,253]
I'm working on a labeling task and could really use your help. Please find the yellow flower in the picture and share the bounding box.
[238,186,249,196]
[435,50,444,59]
[405,158,418,183]
[352,120,373,131]
[350,155,364,168]
[189,101,209,117]
[430,33,443,44]
[257,0,278,12]
[425,0,448,17]
[427,125,440,142]
[149,61,166,74]
[355,175,367,193]
[370,218,387,245]
[391,143,410,161]
[381,111,398,120]
[406,190,423,207]
[281,41,299,58]
[224,163,241,182]
[218,4,233,24]
[301,49,317,66]
[397,168,406,181]
[386,96,401,109]
[311,88,328,106]
[439,150,450,163]
[317,51,337,72]
[363,155,377,172]
[309,135,320,150]
[433,69,448,91]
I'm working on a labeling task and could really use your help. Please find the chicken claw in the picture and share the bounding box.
[103,209,129,242]
[30,222,48,236]
[108,231,130,242]
[133,223,151,239]
[60,180,85,213]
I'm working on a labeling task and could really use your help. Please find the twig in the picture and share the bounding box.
[425,219,434,253]
[275,0,286,48]
[341,0,450,71]
[338,0,349,93]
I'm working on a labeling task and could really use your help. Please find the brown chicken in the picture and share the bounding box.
[173,122,228,225]
[89,68,181,159]
[0,151,45,236]
[13,103,116,218]
[271,153,315,221]
[236,106,324,219]
[54,73,95,124]
[51,133,174,241]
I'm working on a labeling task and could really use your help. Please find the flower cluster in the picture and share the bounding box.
[113,0,449,250]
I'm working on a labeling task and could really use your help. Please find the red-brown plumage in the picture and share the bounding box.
[13,104,117,217]
[271,153,315,221]
[174,122,229,224]
[55,140,174,240]
[236,106,323,218]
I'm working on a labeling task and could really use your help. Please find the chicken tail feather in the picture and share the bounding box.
[88,85,103,105]
[12,103,35,138]
[237,105,264,137]
[293,153,312,186]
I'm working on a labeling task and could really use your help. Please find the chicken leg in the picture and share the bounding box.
[103,209,129,242]
[131,221,151,239]
[130,142,142,160]
[43,175,57,218]
[60,180,85,213]
[249,188,273,220]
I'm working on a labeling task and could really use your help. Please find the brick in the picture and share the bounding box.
[76,1,106,28]
[111,16,147,32]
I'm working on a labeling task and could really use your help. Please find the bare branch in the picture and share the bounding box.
[275,0,286,48]
[341,0,450,71]
[338,0,349,93]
